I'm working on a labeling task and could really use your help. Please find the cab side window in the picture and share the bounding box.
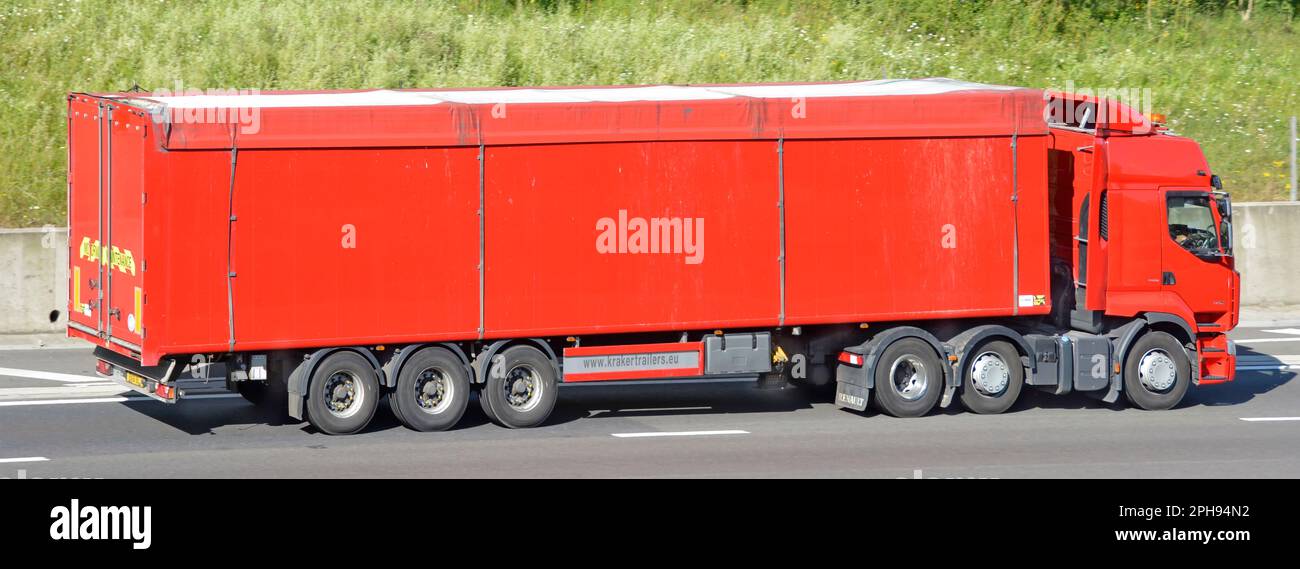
[1166,195,1219,253]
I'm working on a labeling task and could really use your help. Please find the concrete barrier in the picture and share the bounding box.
[0,227,68,335]
[1232,202,1300,309]
[1,203,1297,335]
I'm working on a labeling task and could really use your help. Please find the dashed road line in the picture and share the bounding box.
[1239,417,1300,422]
[612,430,750,438]
[0,393,241,407]
[0,367,104,383]
[0,457,50,464]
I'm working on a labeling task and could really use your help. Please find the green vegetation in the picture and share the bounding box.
[1,0,1297,226]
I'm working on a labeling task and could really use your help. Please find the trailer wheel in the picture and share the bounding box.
[391,348,471,432]
[476,387,499,424]
[1123,331,1190,411]
[304,351,381,435]
[871,338,944,418]
[959,340,1024,414]
[484,345,558,428]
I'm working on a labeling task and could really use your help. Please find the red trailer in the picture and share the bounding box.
[66,78,1239,434]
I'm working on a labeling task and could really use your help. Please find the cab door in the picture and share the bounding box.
[1159,189,1232,318]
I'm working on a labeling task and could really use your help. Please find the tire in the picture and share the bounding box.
[483,345,558,428]
[391,348,471,432]
[476,387,499,424]
[871,338,944,418]
[959,340,1025,414]
[304,351,381,435]
[1123,331,1190,411]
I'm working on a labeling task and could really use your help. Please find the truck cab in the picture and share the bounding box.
[1045,93,1239,386]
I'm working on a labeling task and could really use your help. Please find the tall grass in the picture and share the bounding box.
[1,0,1297,226]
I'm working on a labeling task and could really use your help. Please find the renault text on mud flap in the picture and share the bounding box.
[49,499,151,550]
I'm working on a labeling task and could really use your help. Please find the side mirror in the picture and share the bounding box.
[1210,174,1223,191]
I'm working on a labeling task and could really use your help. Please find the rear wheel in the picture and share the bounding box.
[871,338,944,418]
[959,340,1024,414]
[484,345,558,428]
[1123,331,1190,410]
[305,351,381,435]
[391,348,471,432]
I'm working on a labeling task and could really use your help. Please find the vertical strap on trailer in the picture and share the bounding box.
[477,141,485,340]
[225,131,239,351]
[777,136,787,327]
[95,101,106,337]
[1010,124,1020,316]
[104,104,115,339]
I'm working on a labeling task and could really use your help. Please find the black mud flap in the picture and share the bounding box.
[835,381,870,411]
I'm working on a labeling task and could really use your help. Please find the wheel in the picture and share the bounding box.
[391,348,471,432]
[959,340,1025,414]
[476,386,499,424]
[1123,331,1190,411]
[304,351,381,435]
[483,345,558,428]
[871,338,944,418]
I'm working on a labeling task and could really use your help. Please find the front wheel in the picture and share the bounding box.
[484,345,558,428]
[1123,331,1190,411]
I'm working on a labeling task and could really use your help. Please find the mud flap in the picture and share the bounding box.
[835,381,870,411]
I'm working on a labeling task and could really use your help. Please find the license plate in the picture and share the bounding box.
[123,372,145,389]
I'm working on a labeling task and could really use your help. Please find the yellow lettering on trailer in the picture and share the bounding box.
[77,236,136,276]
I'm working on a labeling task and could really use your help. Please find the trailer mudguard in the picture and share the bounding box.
[471,339,561,385]
[380,343,472,388]
[286,347,385,420]
[835,326,954,405]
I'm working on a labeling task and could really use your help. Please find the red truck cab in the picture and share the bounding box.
[1046,93,1238,386]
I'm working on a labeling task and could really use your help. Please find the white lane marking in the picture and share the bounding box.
[0,367,104,383]
[0,384,130,400]
[1237,365,1300,371]
[0,456,49,464]
[0,393,240,407]
[611,430,750,438]
[1240,417,1300,422]
[1234,338,1300,344]
[1262,328,1300,336]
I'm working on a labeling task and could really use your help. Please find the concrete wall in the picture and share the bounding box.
[1,204,1297,334]
[1232,202,1300,309]
[0,227,68,335]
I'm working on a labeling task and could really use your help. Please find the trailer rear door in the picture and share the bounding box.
[67,96,104,340]
[102,103,148,352]
[67,97,148,354]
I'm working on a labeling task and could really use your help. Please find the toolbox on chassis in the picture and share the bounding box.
[66,78,1239,434]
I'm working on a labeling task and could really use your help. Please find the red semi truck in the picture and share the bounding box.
[65,78,1239,434]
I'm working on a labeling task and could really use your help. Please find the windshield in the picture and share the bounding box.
[1167,194,1221,254]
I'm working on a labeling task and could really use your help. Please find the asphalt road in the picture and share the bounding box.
[1,326,1297,478]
